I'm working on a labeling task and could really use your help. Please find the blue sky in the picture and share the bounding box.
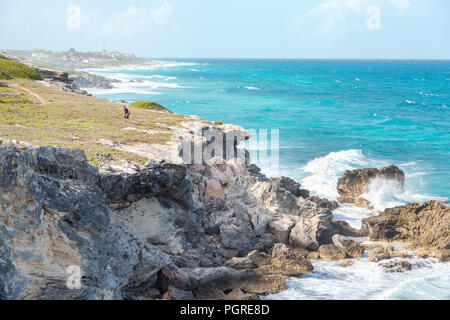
[1,0,449,59]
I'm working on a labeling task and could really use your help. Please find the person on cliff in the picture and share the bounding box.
[123,105,131,124]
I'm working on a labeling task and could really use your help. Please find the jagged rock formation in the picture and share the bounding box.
[336,165,405,208]
[3,122,447,300]
[362,201,450,261]
[0,138,341,300]
[33,67,89,95]
[34,67,70,83]
[69,73,119,89]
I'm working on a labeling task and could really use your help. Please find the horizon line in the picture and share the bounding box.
[146,57,450,61]
[4,49,449,61]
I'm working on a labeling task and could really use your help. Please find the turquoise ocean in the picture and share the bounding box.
[84,59,450,300]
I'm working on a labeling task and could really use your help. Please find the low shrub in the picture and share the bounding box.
[130,100,171,113]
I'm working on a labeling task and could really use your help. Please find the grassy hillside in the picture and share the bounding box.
[0,55,41,80]
[0,79,191,167]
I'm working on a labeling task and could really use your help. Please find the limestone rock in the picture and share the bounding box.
[332,234,365,258]
[204,179,225,201]
[337,165,405,208]
[220,225,256,254]
[379,260,412,273]
[163,286,195,300]
[334,220,365,237]
[289,217,321,251]
[269,245,313,276]
[0,145,172,300]
[268,218,295,244]
[247,250,271,268]
[367,246,395,262]
[362,201,450,261]
[224,257,257,270]
[318,244,348,261]
[0,141,331,300]
[340,260,354,267]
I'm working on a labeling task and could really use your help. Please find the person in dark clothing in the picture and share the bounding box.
[123,105,131,124]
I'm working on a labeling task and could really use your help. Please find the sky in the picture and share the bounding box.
[1,0,449,59]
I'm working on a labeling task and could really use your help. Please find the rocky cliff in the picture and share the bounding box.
[0,132,340,300]
[1,123,448,300]
[33,67,118,95]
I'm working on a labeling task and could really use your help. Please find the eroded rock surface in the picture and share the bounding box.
[0,140,338,300]
[337,165,405,208]
[362,201,450,261]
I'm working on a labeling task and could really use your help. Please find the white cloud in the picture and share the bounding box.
[387,0,411,10]
[151,2,174,26]
[293,0,370,38]
[291,0,411,38]
[102,2,174,35]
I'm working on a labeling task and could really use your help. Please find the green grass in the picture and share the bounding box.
[130,100,172,113]
[0,59,41,80]
[0,80,192,167]
[215,121,224,125]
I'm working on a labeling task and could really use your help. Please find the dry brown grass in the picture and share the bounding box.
[0,79,189,166]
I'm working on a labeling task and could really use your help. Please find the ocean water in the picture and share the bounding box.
[83,59,450,300]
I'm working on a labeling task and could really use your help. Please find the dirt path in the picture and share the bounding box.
[8,83,45,104]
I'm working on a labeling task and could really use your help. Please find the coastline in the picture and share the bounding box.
[0,58,449,300]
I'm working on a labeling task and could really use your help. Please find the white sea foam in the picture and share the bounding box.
[296,149,446,229]
[245,86,260,90]
[265,257,450,300]
[332,204,375,229]
[418,91,440,97]
[300,150,389,200]
[83,78,192,96]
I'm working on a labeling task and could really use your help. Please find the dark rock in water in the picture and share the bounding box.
[379,260,412,273]
[69,73,119,89]
[318,244,348,261]
[307,196,339,211]
[367,246,395,262]
[362,201,450,261]
[334,220,365,237]
[336,165,405,209]
[332,234,365,258]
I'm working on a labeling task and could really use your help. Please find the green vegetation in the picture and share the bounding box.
[130,100,172,113]
[215,121,224,125]
[0,58,41,80]
[0,79,190,167]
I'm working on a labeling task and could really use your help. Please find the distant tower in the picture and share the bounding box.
[103,40,106,55]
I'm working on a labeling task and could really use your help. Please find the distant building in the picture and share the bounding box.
[68,48,77,57]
